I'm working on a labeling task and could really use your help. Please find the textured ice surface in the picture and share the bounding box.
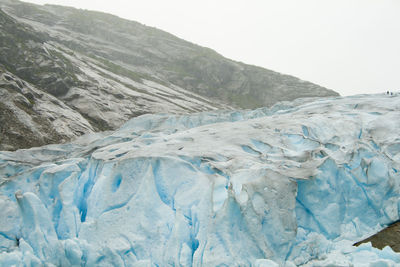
[1,94,400,266]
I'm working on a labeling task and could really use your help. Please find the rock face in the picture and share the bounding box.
[0,94,399,266]
[0,0,338,151]
[0,70,94,151]
[354,221,400,252]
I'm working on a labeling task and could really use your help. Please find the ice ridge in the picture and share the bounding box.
[1,94,400,266]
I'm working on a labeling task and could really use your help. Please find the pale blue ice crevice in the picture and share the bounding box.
[250,139,273,154]
[290,145,400,264]
[14,191,68,265]
[75,156,212,266]
[178,155,230,179]
[0,194,21,253]
[0,156,63,197]
[151,157,202,211]
[241,145,261,156]
[82,158,149,219]
[150,156,207,264]
[36,162,83,240]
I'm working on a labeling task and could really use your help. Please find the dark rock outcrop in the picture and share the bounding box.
[354,221,400,252]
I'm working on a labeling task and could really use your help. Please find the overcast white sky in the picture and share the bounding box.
[23,0,400,96]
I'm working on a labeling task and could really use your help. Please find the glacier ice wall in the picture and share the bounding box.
[1,94,400,266]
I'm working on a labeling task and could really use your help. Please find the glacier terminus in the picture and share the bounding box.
[1,94,400,266]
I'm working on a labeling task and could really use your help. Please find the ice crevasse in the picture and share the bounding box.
[1,94,400,266]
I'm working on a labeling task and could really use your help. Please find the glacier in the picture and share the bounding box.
[1,94,400,266]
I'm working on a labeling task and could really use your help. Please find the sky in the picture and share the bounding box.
[23,0,400,96]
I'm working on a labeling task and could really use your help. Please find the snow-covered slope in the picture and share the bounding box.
[1,94,400,266]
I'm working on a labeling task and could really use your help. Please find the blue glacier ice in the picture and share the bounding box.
[1,94,400,266]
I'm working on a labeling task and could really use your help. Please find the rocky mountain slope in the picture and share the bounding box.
[0,0,338,150]
[0,70,94,150]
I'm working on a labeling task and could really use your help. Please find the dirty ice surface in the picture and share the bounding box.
[1,94,400,266]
